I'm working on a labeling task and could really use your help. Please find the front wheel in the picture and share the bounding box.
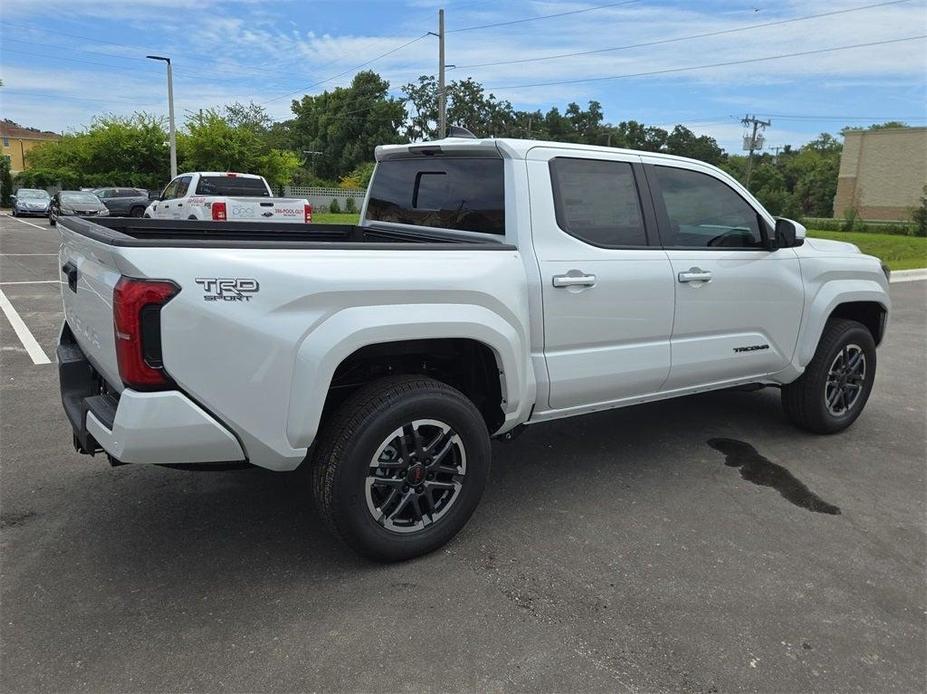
[782,318,876,434]
[312,376,491,562]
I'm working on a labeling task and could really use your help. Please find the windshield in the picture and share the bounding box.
[18,189,50,199]
[195,176,269,197]
[61,192,102,204]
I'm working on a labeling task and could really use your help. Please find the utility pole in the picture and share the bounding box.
[741,114,770,188]
[438,9,446,139]
[147,55,177,178]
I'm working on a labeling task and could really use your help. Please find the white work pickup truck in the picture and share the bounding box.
[144,171,312,223]
[57,135,891,561]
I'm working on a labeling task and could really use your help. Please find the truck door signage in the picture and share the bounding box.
[194,278,260,302]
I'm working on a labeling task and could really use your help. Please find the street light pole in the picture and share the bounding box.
[438,9,446,139]
[147,55,177,178]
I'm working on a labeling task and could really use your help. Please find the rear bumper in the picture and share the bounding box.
[58,324,246,465]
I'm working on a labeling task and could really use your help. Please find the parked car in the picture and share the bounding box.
[11,188,51,217]
[144,172,312,223]
[56,135,890,562]
[48,191,108,226]
[92,187,151,218]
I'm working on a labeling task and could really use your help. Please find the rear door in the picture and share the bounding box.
[644,161,803,389]
[528,148,675,411]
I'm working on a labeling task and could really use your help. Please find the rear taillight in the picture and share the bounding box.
[304,204,313,224]
[212,201,227,221]
[113,277,179,391]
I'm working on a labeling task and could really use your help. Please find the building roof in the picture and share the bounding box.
[0,119,61,141]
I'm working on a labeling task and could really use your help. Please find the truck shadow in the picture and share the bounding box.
[51,386,805,577]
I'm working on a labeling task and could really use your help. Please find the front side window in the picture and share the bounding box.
[549,158,647,247]
[653,166,765,249]
[161,178,180,200]
[366,157,505,235]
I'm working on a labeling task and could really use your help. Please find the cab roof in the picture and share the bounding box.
[376,137,713,169]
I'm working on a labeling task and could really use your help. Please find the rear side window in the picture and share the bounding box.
[366,157,505,235]
[549,158,648,247]
[175,175,193,198]
[195,176,270,197]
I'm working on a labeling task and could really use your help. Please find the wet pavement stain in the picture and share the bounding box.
[707,438,841,515]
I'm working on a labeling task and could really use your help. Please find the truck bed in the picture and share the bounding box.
[59,217,514,250]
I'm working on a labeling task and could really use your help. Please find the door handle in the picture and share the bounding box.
[553,273,597,288]
[678,268,712,283]
[62,261,78,293]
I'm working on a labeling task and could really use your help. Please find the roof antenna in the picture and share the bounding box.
[446,125,477,139]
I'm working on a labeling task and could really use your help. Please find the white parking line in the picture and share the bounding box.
[3,215,50,231]
[0,288,51,364]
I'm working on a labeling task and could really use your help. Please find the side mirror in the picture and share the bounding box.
[774,218,806,248]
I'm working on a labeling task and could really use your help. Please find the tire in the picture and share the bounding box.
[312,375,491,562]
[48,215,56,227]
[130,206,145,218]
[782,318,876,434]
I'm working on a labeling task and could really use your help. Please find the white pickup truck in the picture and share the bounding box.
[57,135,891,561]
[144,171,312,223]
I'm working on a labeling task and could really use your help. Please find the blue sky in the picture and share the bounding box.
[1,0,925,152]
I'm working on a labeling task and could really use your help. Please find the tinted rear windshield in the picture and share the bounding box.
[195,176,269,197]
[366,157,505,235]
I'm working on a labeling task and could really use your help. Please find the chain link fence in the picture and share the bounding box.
[284,186,366,212]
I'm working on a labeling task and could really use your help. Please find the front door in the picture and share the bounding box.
[644,161,804,390]
[529,150,676,411]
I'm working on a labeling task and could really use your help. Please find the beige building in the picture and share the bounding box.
[834,126,927,221]
[1,120,61,174]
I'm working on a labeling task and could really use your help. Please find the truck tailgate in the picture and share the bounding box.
[226,197,308,223]
[58,224,126,391]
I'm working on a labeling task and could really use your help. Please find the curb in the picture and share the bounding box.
[890,269,927,283]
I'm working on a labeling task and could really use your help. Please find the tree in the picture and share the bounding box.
[23,113,170,190]
[402,75,516,140]
[179,109,298,189]
[0,155,13,207]
[664,125,725,166]
[289,71,406,180]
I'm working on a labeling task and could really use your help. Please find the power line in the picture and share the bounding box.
[448,0,639,33]
[2,20,285,77]
[0,89,161,105]
[3,37,152,62]
[262,33,431,104]
[486,35,927,90]
[759,113,927,120]
[0,48,160,72]
[455,0,912,69]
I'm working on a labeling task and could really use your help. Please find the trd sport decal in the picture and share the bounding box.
[194,278,260,302]
[733,344,770,353]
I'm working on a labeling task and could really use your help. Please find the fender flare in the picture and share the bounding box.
[795,279,889,368]
[285,303,534,448]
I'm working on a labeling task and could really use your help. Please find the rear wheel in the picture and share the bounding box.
[782,318,876,434]
[312,375,491,562]
[130,206,145,218]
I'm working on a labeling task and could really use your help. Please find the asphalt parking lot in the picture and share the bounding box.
[1,213,924,693]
